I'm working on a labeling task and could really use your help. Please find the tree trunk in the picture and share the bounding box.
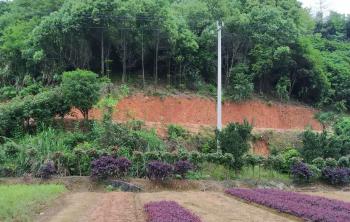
[101,30,105,75]
[141,30,145,88]
[154,31,159,85]
[167,58,171,86]
[122,31,126,83]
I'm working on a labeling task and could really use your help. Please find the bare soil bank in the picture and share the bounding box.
[68,94,322,132]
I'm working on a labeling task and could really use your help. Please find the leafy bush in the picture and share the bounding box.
[276,76,291,101]
[282,149,300,165]
[61,69,101,119]
[18,82,44,97]
[0,86,16,101]
[265,154,285,172]
[321,167,350,185]
[301,130,344,162]
[325,158,338,167]
[226,64,254,101]
[168,124,188,140]
[301,130,327,162]
[291,162,313,183]
[334,117,350,136]
[134,129,165,152]
[146,161,173,181]
[37,160,56,179]
[338,156,350,168]
[174,160,193,178]
[218,120,252,170]
[91,156,131,180]
[312,157,326,170]
[0,88,69,137]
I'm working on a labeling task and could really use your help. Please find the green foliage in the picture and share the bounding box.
[325,158,338,168]
[0,184,66,222]
[338,156,350,168]
[0,0,348,109]
[167,124,188,140]
[218,120,252,170]
[301,130,345,162]
[0,87,69,137]
[281,148,301,172]
[0,86,16,101]
[312,157,326,170]
[276,76,291,101]
[226,64,254,101]
[334,117,350,136]
[61,70,101,119]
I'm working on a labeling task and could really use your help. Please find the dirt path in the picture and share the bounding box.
[40,191,299,222]
[303,191,350,202]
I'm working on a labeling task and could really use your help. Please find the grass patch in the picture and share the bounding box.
[0,184,66,222]
[237,166,290,182]
[187,162,290,182]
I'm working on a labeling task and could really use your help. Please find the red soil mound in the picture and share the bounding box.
[69,94,321,131]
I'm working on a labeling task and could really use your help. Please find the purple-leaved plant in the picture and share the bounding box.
[144,201,201,222]
[225,188,350,222]
[146,161,173,181]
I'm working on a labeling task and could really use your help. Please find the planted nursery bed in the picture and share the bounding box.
[144,201,201,222]
[226,188,350,222]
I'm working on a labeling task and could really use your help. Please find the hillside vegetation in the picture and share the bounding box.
[0,0,349,111]
[0,0,350,188]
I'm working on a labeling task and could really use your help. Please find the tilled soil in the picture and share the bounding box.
[40,191,300,222]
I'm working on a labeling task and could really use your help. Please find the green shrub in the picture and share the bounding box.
[243,154,265,170]
[301,130,327,162]
[312,157,326,170]
[134,129,165,152]
[226,64,254,101]
[325,158,338,167]
[218,120,252,170]
[61,70,101,120]
[0,88,69,137]
[0,86,16,101]
[338,156,350,168]
[144,151,161,162]
[281,148,301,172]
[334,117,350,136]
[167,124,188,140]
[189,151,204,167]
[266,154,286,172]
[301,130,344,162]
[18,82,44,97]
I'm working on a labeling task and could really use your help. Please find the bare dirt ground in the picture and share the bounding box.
[39,191,300,222]
[67,93,322,132]
[303,191,350,202]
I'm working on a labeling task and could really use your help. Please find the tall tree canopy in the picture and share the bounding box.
[0,0,349,111]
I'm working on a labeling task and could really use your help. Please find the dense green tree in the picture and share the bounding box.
[0,0,349,110]
[61,70,101,120]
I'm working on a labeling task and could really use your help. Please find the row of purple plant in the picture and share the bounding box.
[226,188,350,222]
[291,161,350,185]
[144,201,201,222]
[91,156,193,180]
[147,160,193,181]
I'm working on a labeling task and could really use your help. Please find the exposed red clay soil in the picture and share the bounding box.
[67,93,322,132]
[252,139,270,156]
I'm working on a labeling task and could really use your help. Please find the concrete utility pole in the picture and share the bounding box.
[217,21,223,153]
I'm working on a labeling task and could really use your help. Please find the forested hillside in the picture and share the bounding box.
[0,0,349,110]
